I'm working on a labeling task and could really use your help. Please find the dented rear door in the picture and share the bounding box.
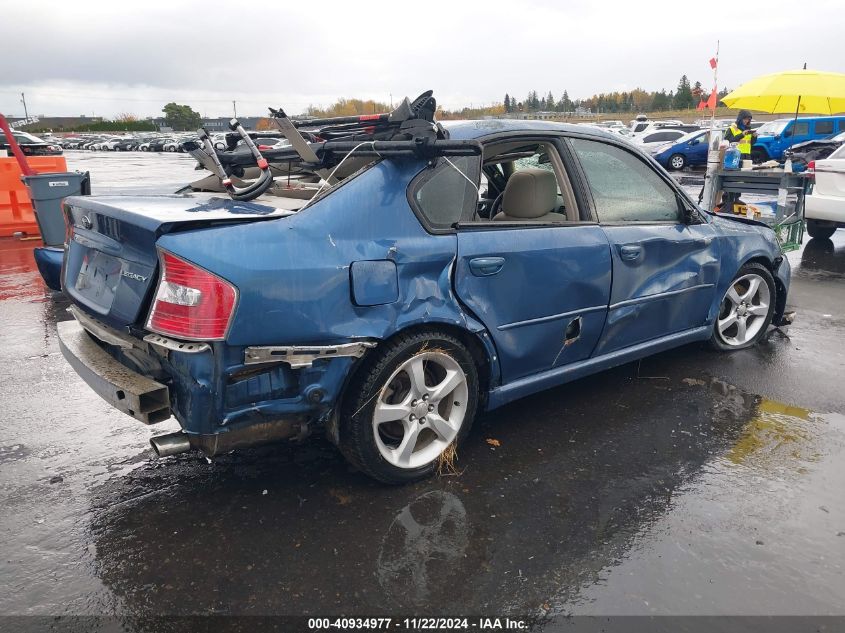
[455,225,611,383]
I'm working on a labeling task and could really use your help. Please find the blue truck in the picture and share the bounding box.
[752,115,845,162]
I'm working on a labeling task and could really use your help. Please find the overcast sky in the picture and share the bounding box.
[2,0,842,119]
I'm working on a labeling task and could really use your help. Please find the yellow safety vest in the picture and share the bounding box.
[728,123,753,156]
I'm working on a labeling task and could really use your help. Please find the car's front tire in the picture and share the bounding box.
[340,330,479,484]
[806,219,836,240]
[709,263,776,351]
[668,153,686,170]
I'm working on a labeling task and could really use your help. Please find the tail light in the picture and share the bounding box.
[807,160,816,172]
[146,250,237,341]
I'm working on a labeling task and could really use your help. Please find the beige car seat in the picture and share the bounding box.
[493,168,562,222]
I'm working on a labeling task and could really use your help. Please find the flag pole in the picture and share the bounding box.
[710,40,719,133]
[701,40,721,213]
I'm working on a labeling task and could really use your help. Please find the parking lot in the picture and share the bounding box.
[1,152,844,624]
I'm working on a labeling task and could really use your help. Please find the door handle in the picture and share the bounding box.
[619,245,642,262]
[468,257,505,276]
[694,237,714,247]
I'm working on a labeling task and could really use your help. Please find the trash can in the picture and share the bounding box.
[20,171,90,247]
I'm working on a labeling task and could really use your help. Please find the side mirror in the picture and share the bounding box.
[683,204,702,224]
[783,129,792,138]
[774,134,781,140]
[678,194,701,224]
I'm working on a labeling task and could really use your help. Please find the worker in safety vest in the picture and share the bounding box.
[724,109,757,161]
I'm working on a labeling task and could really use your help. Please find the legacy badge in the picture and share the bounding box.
[121,270,148,282]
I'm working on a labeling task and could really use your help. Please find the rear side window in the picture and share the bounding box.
[412,156,479,229]
[571,138,680,223]
[815,120,834,135]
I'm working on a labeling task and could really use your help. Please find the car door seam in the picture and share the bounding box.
[608,283,716,310]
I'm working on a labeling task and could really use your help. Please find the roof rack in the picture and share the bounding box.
[184,91,481,202]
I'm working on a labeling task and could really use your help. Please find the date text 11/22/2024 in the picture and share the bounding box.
[307,617,529,630]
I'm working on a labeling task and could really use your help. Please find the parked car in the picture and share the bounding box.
[79,137,107,150]
[784,131,845,166]
[0,130,63,156]
[57,137,85,149]
[634,128,692,152]
[148,137,173,152]
[162,139,181,152]
[651,129,710,170]
[113,138,140,151]
[56,120,792,484]
[752,115,845,163]
[804,142,845,239]
[630,118,687,134]
[101,138,129,151]
[595,120,625,129]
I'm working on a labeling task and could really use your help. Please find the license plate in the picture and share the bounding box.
[74,250,122,310]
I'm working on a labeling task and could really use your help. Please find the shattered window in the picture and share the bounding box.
[571,138,679,223]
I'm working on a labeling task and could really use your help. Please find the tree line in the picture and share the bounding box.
[503,76,730,115]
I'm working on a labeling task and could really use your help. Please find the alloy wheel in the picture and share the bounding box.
[372,351,469,470]
[716,273,771,346]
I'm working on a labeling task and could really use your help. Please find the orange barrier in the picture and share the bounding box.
[0,156,68,237]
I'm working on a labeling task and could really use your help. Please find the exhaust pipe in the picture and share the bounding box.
[150,432,192,457]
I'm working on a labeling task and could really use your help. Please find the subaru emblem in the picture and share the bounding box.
[81,215,92,230]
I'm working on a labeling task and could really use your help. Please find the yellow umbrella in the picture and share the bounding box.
[722,68,845,115]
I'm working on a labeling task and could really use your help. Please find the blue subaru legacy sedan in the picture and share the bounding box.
[57,120,792,484]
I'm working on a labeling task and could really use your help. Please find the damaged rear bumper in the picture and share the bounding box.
[57,308,375,454]
[57,319,171,424]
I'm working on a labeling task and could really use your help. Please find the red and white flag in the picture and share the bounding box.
[709,57,718,69]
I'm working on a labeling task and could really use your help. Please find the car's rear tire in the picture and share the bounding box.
[668,154,686,170]
[806,219,836,240]
[339,330,479,485]
[709,263,776,351]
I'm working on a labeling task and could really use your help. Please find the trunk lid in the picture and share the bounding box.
[63,193,293,329]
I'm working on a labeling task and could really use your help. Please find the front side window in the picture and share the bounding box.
[570,138,680,223]
[412,156,479,229]
[787,122,809,137]
[464,140,582,223]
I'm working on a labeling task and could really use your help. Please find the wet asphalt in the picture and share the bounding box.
[0,152,844,626]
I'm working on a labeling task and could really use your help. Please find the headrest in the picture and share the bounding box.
[501,168,557,218]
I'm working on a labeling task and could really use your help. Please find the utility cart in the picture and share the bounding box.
[711,169,811,252]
